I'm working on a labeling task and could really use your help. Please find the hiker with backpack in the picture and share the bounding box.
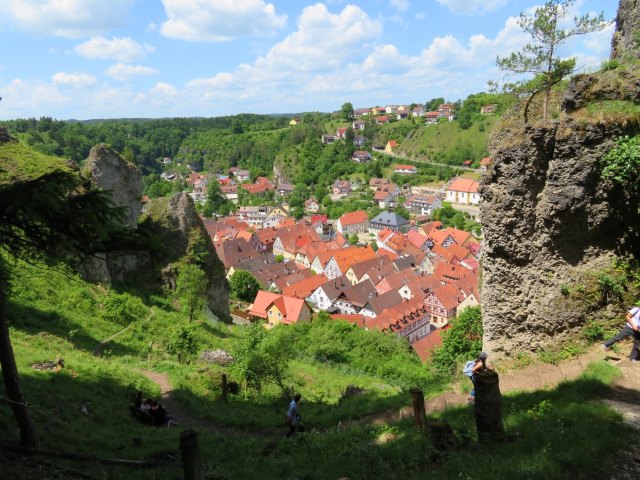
[464,352,488,404]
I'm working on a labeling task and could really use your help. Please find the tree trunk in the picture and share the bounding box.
[0,265,38,447]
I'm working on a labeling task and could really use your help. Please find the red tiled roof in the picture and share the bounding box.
[250,290,282,318]
[411,327,449,362]
[377,249,398,261]
[330,314,366,328]
[282,274,329,299]
[407,229,429,249]
[387,140,398,147]
[394,165,416,170]
[430,284,466,310]
[448,178,479,194]
[420,221,443,236]
[338,210,368,226]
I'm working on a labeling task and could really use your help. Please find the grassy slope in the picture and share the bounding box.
[0,261,634,479]
[371,117,496,165]
[0,139,72,185]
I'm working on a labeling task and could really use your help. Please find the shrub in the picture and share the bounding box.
[100,292,147,326]
[430,306,482,374]
[167,325,200,361]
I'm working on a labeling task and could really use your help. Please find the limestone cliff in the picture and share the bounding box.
[480,12,640,355]
[79,145,143,283]
[139,193,230,321]
[611,0,640,60]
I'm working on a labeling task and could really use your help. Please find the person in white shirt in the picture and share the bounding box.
[603,306,640,362]
[286,393,304,438]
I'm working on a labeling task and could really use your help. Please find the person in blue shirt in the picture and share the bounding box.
[604,306,640,362]
[286,393,304,438]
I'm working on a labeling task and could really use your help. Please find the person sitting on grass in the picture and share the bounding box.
[150,400,179,427]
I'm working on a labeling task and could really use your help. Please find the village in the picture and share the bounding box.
[148,101,494,362]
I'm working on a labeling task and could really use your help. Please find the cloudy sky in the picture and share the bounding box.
[0,0,616,120]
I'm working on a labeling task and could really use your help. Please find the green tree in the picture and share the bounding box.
[431,306,483,374]
[203,180,229,217]
[341,102,354,121]
[231,323,294,397]
[175,263,208,322]
[167,325,200,362]
[229,270,260,302]
[0,132,144,447]
[496,0,606,121]
[426,97,445,111]
[348,233,359,245]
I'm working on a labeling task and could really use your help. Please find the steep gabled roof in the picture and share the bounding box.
[366,289,404,315]
[250,290,282,318]
[430,284,466,310]
[339,279,377,308]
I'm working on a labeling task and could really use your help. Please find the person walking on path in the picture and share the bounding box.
[286,394,304,438]
[465,352,489,403]
[604,306,640,362]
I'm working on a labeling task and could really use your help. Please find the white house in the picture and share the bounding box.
[446,178,480,205]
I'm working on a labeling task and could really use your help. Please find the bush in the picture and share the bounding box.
[100,292,147,326]
[167,325,200,361]
[430,306,482,374]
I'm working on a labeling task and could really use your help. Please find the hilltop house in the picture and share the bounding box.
[394,165,417,175]
[332,179,352,196]
[351,150,372,163]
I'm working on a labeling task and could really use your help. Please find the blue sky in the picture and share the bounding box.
[0,1,616,120]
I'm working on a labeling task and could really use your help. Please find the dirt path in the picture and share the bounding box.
[140,370,272,437]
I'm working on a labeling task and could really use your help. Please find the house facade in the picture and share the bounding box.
[446,178,480,205]
[336,210,369,235]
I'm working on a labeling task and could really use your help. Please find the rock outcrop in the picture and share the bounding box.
[79,145,144,283]
[480,7,640,355]
[82,144,142,228]
[611,0,640,60]
[139,193,230,321]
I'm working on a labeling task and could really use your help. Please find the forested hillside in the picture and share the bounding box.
[3,92,508,183]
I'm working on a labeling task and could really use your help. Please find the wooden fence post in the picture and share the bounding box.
[180,430,205,480]
[410,388,427,431]
[221,374,228,402]
[474,369,505,441]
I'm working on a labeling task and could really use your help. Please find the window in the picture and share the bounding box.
[278,312,282,318]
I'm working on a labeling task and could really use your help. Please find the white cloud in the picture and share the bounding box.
[390,0,409,12]
[363,45,416,73]
[160,0,287,41]
[52,72,96,87]
[106,63,158,81]
[582,22,615,55]
[435,0,507,15]
[74,37,155,63]
[0,0,133,38]
[253,4,382,72]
